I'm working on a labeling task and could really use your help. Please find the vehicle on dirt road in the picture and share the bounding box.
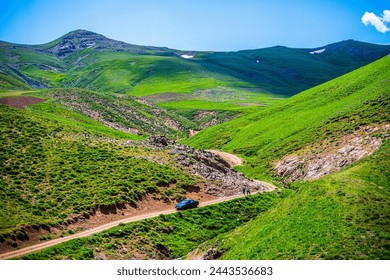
[175,199,199,210]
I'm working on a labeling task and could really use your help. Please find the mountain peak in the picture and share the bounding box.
[61,29,106,40]
[321,39,390,61]
[46,29,170,57]
[47,30,103,57]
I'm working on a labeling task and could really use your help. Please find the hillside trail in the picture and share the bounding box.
[0,188,276,260]
[0,150,276,260]
[206,149,278,193]
[206,150,243,167]
[207,151,277,189]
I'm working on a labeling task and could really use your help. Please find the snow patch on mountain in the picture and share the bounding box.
[181,54,194,59]
[310,48,326,54]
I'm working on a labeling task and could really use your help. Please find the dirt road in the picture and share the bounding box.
[207,151,278,191]
[254,180,278,190]
[0,189,274,260]
[207,150,243,167]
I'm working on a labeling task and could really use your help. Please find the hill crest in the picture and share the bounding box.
[43,29,171,57]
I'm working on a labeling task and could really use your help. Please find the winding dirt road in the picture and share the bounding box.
[0,189,275,260]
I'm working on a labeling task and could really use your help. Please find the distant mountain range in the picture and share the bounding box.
[1,29,389,95]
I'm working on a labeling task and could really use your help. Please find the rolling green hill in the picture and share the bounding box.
[0,73,31,92]
[187,55,390,180]
[60,51,247,96]
[1,30,389,97]
[16,88,242,139]
[0,103,197,239]
[218,139,390,260]
[199,40,390,95]
[28,88,196,138]
[0,30,249,94]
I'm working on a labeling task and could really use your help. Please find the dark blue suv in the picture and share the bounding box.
[175,199,199,210]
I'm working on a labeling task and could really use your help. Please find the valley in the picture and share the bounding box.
[0,30,389,260]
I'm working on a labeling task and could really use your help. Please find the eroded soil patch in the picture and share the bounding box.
[0,96,45,109]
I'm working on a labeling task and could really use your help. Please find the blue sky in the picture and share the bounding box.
[0,0,389,51]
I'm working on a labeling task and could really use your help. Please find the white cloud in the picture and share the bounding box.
[383,10,390,23]
[361,10,390,33]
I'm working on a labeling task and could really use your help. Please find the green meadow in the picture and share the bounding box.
[220,140,390,260]
[187,55,390,180]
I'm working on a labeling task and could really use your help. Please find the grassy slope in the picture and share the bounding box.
[18,191,287,260]
[28,99,143,140]
[220,140,390,260]
[60,51,249,96]
[0,104,196,237]
[18,64,65,88]
[156,89,284,131]
[157,89,283,111]
[28,88,194,138]
[187,55,390,179]
[27,88,266,139]
[0,74,31,92]
[0,44,63,67]
[200,40,390,95]
[0,43,64,89]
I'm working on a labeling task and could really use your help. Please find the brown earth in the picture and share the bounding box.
[0,96,45,109]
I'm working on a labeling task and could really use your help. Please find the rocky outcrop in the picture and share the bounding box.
[143,135,174,148]
[201,247,225,260]
[275,124,389,181]
[275,156,302,180]
[189,129,199,138]
[145,136,272,197]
